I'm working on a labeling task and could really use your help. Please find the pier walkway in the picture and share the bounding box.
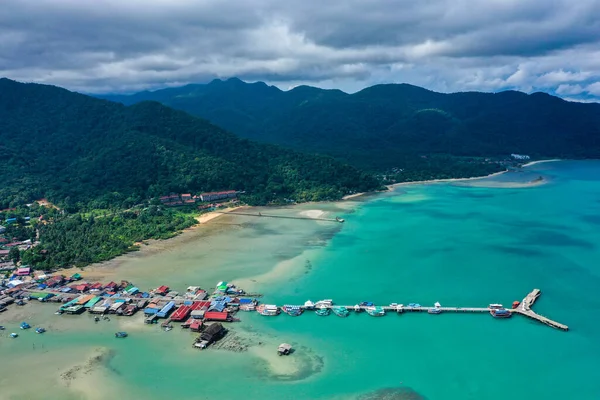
[214,211,344,223]
[512,289,568,331]
[308,289,568,331]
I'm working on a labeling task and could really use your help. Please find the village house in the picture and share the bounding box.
[199,190,237,202]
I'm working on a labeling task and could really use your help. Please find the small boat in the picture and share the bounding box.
[489,303,503,310]
[332,306,350,317]
[359,301,374,307]
[35,327,46,334]
[366,306,386,317]
[55,310,64,315]
[10,333,18,338]
[257,304,280,316]
[94,316,100,322]
[20,322,31,330]
[429,302,442,314]
[315,307,330,316]
[490,308,512,318]
[353,305,362,313]
[512,301,520,309]
[115,331,128,338]
[16,300,25,306]
[315,299,333,308]
[303,300,315,310]
[335,217,345,223]
[0,326,5,330]
[164,325,173,332]
[282,305,304,316]
[277,343,292,356]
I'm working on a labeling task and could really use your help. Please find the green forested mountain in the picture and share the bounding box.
[0,78,379,209]
[0,78,382,269]
[101,78,600,170]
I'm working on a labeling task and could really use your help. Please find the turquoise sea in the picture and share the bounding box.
[1,160,600,399]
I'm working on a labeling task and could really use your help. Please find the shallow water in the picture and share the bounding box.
[2,161,600,399]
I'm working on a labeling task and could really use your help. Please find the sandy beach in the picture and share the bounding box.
[194,205,246,224]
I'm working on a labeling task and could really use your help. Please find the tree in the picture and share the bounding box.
[8,247,20,264]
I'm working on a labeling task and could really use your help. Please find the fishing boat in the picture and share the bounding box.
[115,331,128,338]
[257,304,280,316]
[315,299,333,308]
[315,307,330,316]
[303,300,315,310]
[282,305,303,316]
[332,306,350,317]
[490,308,512,318]
[277,343,292,356]
[429,302,442,314]
[20,322,31,330]
[35,327,46,334]
[10,333,18,338]
[366,306,386,317]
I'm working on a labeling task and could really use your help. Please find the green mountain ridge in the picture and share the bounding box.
[0,78,380,209]
[100,78,600,170]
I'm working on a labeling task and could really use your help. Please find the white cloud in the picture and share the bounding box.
[0,0,598,101]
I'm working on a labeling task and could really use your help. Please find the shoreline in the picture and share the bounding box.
[54,159,562,276]
[342,158,564,200]
[194,205,246,224]
[342,169,509,200]
[59,206,249,280]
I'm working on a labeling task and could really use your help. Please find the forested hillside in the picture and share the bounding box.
[0,78,382,269]
[0,78,379,210]
[102,78,600,170]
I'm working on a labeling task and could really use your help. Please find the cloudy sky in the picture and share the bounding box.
[1,0,600,100]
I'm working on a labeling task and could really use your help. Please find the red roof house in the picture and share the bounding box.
[203,311,230,322]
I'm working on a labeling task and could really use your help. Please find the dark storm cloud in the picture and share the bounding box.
[1,0,599,99]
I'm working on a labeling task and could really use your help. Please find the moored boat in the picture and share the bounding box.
[366,306,386,317]
[332,306,350,317]
[282,305,303,316]
[257,304,280,316]
[115,331,128,338]
[10,333,18,338]
[304,300,315,310]
[353,305,362,313]
[20,322,31,330]
[315,299,333,308]
[429,302,442,314]
[315,307,330,316]
[490,308,511,318]
[277,343,292,356]
[35,327,46,334]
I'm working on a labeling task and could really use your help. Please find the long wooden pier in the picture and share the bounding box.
[214,211,344,223]
[304,289,568,331]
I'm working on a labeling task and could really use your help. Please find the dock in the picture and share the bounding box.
[302,289,568,331]
[214,211,344,223]
[512,289,568,331]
